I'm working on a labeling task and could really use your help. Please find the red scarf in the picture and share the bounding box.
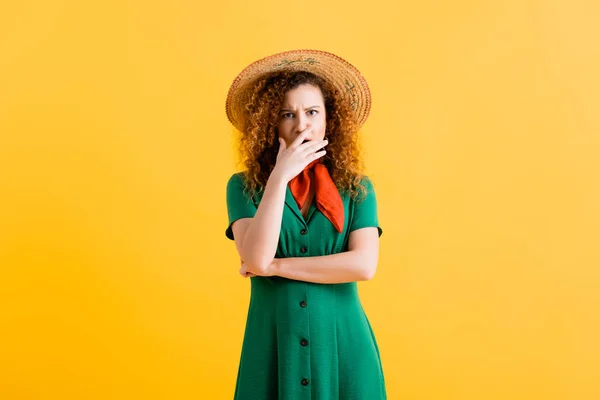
[288,159,344,233]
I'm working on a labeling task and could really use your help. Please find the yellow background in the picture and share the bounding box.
[1,0,599,399]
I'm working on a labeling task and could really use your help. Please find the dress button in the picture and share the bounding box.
[300,300,307,308]
[300,228,307,235]
[300,246,307,253]
[301,378,309,386]
[301,339,308,346]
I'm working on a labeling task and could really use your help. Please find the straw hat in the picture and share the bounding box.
[225,49,371,132]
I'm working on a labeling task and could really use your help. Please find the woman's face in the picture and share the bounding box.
[277,83,327,148]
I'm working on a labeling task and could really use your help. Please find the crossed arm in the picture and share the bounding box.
[233,217,380,284]
[229,173,381,284]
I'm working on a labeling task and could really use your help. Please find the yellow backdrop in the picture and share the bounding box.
[1,0,599,399]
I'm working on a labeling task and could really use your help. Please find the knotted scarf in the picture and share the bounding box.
[288,159,344,233]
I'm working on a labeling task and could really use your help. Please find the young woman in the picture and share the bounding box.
[224,49,386,399]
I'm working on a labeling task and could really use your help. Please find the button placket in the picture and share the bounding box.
[299,224,308,255]
[296,287,311,391]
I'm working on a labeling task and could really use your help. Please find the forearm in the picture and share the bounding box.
[273,250,375,284]
[242,173,287,271]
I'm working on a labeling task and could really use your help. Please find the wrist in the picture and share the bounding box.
[269,258,281,276]
[270,168,289,186]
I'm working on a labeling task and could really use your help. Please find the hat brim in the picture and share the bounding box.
[225,49,371,132]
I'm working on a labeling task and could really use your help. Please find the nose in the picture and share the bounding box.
[295,113,309,133]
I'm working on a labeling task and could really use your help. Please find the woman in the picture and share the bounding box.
[225,49,386,399]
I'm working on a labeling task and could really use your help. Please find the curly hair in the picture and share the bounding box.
[233,70,368,202]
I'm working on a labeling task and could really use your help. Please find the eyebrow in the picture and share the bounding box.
[280,105,321,112]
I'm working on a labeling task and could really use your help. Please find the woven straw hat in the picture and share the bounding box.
[225,49,371,132]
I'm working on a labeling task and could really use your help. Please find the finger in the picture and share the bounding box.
[301,138,328,153]
[311,149,327,161]
[278,137,286,155]
[290,130,311,149]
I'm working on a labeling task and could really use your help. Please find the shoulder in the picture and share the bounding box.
[226,171,248,189]
[227,171,246,183]
[352,175,377,202]
[359,175,374,187]
[226,171,260,203]
[226,172,248,198]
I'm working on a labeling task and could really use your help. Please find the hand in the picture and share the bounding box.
[271,131,328,183]
[239,263,256,278]
[239,259,256,278]
[239,259,278,278]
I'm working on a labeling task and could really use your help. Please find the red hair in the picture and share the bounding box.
[233,70,368,201]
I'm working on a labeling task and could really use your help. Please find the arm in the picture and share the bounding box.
[230,131,327,274]
[269,176,383,284]
[232,174,288,274]
[270,227,380,284]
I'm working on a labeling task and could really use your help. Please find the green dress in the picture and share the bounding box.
[225,172,386,400]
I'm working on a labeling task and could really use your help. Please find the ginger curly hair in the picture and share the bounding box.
[233,70,368,201]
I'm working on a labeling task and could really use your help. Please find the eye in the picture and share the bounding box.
[308,109,318,116]
[282,113,294,119]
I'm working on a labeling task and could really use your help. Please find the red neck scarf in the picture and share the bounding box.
[288,159,344,233]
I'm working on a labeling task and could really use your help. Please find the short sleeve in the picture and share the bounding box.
[349,176,383,237]
[225,172,257,240]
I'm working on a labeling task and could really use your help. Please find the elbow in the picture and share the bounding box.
[353,248,379,281]
[241,243,274,275]
[243,256,274,276]
[361,251,380,281]
[358,256,379,281]
[360,264,377,281]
